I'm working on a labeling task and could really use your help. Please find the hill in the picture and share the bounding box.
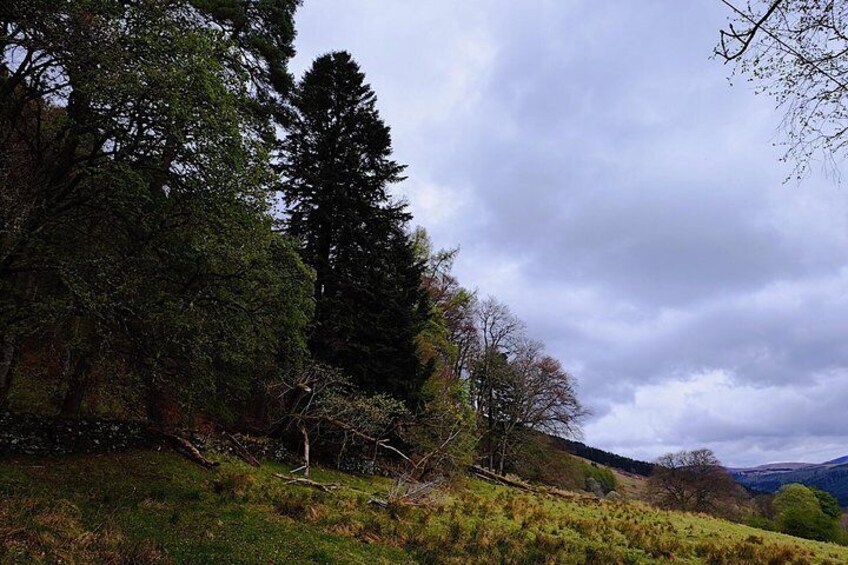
[732,461,848,507]
[3,450,848,564]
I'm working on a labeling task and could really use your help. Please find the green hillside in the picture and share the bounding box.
[3,451,848,564]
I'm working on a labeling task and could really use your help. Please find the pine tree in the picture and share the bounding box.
[281,51,428,402]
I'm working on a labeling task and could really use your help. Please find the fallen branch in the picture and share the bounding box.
[298,415,412,464]
[155,431,219,469]
[470,465,531,491]
[472,471,505,486]
[225,432,260,467]
[272,473,339,492]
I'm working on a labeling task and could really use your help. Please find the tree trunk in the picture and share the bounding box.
[60,355,92,416]
[143,368,167,429]
[0,337,16,409]
[498,440,507,476]
[300,423,310,478]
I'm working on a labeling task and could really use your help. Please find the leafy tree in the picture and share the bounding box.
[0,0,312,423]
[810,486,843,520]
[188,0,301,125]
[412,227,478,385]
[405,228,479,478]
[281,51,429,402]
[773,483,841,542]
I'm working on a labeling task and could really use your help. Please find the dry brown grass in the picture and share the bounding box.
[0,497,169,564]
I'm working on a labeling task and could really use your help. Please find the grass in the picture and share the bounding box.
[2,450,848,564]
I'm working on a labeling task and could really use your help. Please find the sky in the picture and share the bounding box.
[290,0,848,468]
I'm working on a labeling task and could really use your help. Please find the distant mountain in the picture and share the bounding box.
[731,457,848,506]
[549,437,655,477]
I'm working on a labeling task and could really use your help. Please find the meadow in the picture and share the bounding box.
[2,451,848,564]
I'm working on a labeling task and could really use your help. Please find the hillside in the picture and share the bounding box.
[3,450,848,564]
[550,436,655,477]
[732,460,848,506]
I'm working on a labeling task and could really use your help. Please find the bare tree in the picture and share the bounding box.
[648,448,740,515]
[489,340,586,474]
[472,296,523,413]
[471,297,524,468]
[716,0,848,180]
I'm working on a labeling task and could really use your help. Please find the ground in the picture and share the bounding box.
[2,450,848,564]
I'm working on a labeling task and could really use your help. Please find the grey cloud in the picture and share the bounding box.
[292,0,848,466]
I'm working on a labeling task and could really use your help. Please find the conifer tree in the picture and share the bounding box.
[281,51,428,401]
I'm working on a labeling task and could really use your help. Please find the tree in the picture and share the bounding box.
[281,51,429,402]
[412,227,478,386]
[485,339,585,474]
[716,0,848,179]
[406,227,479,478]
[773,483,841,542]
[468,299,584,472]
[648,449,740,515]
[188,0,301,125]
[0,0,313,424]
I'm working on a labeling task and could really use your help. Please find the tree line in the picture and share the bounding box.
[0,0,584,478]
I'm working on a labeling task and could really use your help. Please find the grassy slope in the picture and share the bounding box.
[2,451,847,564]
[568,453,648,500]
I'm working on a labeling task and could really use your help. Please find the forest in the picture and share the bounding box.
[0,0,584,484]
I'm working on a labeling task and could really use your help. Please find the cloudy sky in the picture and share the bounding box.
[290,0,848,468]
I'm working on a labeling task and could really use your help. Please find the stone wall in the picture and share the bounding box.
[0,412,156,456]
[0,412,394,477]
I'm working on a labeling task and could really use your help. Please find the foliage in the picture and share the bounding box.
[773,483,843,543]
[584,463,618,495]
[281,51,429,402]
[403,374,478,480]
[0,0,312,423]
[412,227,478,386]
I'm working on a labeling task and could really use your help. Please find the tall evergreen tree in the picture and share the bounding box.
[281,51,428,401]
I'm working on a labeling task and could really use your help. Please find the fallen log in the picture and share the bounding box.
[225,432,261,467]
[155,431,219,469]
[470,465,532,491]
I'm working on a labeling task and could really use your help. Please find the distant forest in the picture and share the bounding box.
[552,437,655,477]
